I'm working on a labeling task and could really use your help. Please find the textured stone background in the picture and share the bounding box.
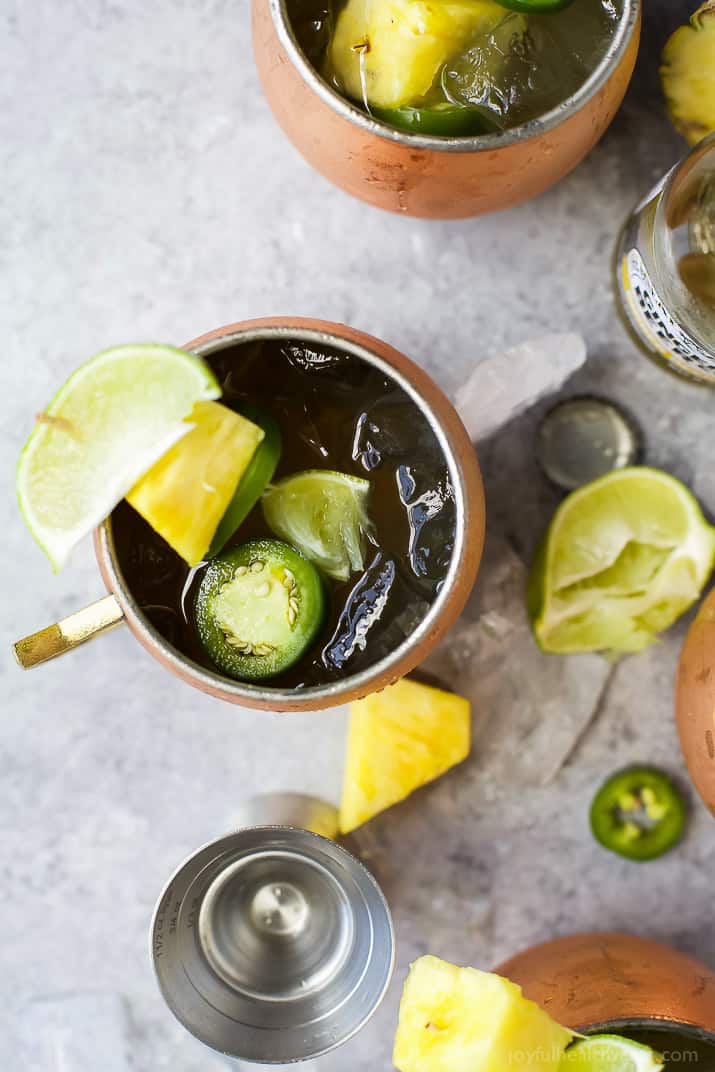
[2,2,713,1069]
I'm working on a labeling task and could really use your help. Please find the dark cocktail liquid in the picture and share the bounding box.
[111,338,456,688]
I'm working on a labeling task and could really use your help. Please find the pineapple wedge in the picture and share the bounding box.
[394,956,573,1072]
[126,401,264,566]
[338,678,470,834]
[661,2,715,146]
[327,0,507,110]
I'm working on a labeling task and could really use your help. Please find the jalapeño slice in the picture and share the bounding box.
[590,767,687,861]
[370,102,497,138]
[208,405,281,557]
[194,540,325,681]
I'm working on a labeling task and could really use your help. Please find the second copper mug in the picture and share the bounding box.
[253,0,641,219]
[13,317,485,712]
[498,932,715,1060]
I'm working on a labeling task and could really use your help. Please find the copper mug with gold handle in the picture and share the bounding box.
[13,317,485,713]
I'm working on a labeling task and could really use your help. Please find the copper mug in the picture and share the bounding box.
[498,932,715,1049]
[252,0,641,219]
[13,317,485,712]
[676,586,715,819]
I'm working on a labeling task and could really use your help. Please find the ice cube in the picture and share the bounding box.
[352,391,435,471]
[443,2,616,129]
[292,398,330,458]
[280,341,349,375]
[396,464,455,582]
[538,0,620,70]
[22,992,135,1072]
[279,341,381,399]
[322,553,397,670]
[422,534,613,787]
[454,333,587,442]
[322,552,435,672]
[442,13,531,129]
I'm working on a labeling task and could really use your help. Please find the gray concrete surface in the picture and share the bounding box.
[2,2,714,1069]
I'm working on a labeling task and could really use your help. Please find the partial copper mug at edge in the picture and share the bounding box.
[252,0,641,219]
[498,932,715,1042]
[676,585,715,819]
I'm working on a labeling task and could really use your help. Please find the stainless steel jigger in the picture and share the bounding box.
[151,827,394,1066]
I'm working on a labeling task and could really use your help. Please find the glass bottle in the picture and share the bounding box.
[614,133,715,384]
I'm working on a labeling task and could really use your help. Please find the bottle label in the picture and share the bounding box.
[620,249,715,380]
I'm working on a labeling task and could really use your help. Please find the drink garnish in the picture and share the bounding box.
[562,1034,665,1071]
[208,404,282,557]
[127,401,265,566]
[370,102,497,137]
[339,678,470,833]
[661,3,715,147]
[325,0,507,110]
[17,344,220,570]
[528,467,715,655]
[393,955,573,1072]
[194,539,326,681]
[262,469,372,582]
[394,957,666,1072]
[589,766,687,862]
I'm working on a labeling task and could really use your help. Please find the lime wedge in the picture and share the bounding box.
[262,469,372,582]
[529,467,715,655]
[561,1035,664,1072]
[17,344,220,569]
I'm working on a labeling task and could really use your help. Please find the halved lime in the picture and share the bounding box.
[561,1035,664,1072]
[529,467,715,655]
[262,469,372,582]
[17,344,220,570]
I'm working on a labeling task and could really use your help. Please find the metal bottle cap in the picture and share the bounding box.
[536,396,641,491]
[151,827,394,1064]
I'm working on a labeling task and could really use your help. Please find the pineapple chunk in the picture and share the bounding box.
[394,956,573,1072]
[338,678,470,833]
[126,401,264,566]
[661,2,715,146]
[327,0,507,110]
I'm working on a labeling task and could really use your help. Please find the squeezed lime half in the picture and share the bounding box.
[17,344,220,569]
[262,469,372,582]
[561,1035,664,1072]
[529,467,715,655]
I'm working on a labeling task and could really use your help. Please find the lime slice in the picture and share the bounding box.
[561,1035,664,1072]
[262,469,372,582]
[529,467,715,655]
[17,344,220,569]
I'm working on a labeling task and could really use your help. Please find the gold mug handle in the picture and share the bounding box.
[13,595,125,669]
